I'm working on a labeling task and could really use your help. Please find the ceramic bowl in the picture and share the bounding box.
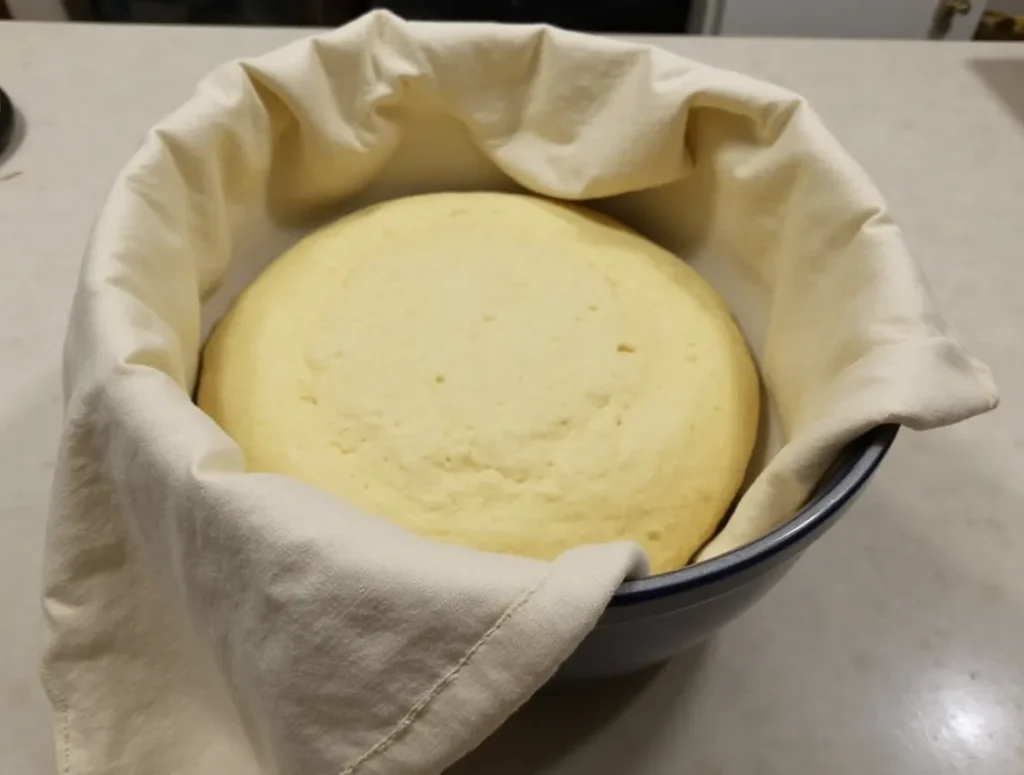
[560,424,899,681]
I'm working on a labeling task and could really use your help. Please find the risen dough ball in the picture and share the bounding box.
[199,192,759,573]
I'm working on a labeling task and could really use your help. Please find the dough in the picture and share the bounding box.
[199,192,759,573]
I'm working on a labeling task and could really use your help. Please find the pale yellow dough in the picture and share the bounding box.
[199,192,759,573]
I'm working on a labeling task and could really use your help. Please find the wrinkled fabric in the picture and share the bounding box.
[43,11,997,775]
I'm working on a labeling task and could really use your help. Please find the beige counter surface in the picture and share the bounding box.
[1,22,1022,775]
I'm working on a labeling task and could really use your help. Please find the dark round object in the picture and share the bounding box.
[0,86,14,157]
[560,424,898,681]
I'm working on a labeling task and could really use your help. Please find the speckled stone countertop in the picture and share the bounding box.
[1,22,1022,775]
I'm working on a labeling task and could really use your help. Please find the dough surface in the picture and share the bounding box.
[199,192,759,573]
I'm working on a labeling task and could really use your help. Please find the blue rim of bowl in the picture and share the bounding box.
[0,86,13,157]
[610,423,899,605]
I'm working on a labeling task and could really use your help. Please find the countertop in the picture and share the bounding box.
[1,22,1022,775]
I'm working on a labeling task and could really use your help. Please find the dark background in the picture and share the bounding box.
[69,0,692,33]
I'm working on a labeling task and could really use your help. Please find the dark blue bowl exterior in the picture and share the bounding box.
[559,425,898,681]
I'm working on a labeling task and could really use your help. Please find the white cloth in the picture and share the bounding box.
[42,11,997,775]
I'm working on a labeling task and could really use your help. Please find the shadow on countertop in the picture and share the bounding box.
[447,645,711,774]
[967,58,1024,130]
